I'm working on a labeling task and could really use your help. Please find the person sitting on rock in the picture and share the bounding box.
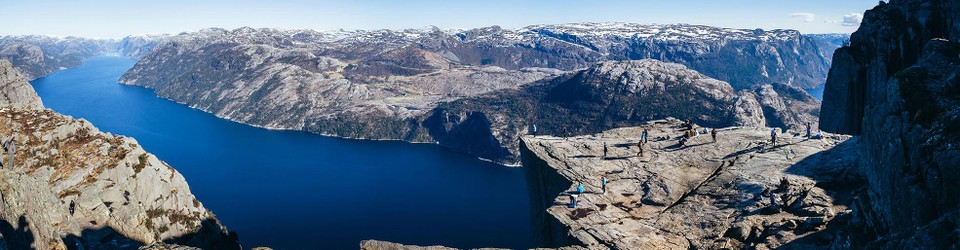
[779,177,791,191]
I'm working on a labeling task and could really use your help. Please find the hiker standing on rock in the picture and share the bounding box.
[577,182,585,194]
[636,141,644,156]
[601,176,608,194]
[806,123,812,138]
[641,129,649,143]
[711,129,718,142]
[603,142,608,159]
[770,128,778,146]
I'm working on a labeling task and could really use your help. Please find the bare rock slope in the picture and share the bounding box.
[0,60,43,109]
[0,57,237,249]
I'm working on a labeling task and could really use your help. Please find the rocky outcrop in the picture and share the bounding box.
[428,60,819,164]
[520,119,863,249]
[0,59,43,109]
[0,62,238,249]
[819,0,960,246]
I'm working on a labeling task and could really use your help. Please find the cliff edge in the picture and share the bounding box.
[819,0,960,247]
[0,59,239,249]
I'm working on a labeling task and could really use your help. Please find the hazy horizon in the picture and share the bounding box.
[1,0,878,39]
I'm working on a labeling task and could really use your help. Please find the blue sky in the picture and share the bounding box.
[1,0,880,38]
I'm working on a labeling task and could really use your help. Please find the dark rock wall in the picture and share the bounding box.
[519,139,580,247]
[819,0,960,245]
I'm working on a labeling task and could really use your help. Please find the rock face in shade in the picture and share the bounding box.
[520,119,862,249]
[0,62,239,249]
[427,60,819,164]
[818,0,960,247]
[0,59,43,109]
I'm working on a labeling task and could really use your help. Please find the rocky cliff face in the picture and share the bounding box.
[519,119,862,249]
[0,60,43,109]
[0,60,238,249]
[427,60,820,164]
[819,0,960,247]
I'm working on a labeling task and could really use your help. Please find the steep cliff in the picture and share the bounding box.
[0,60,238,249]
[0,60,43,109]
[819,0,960,247]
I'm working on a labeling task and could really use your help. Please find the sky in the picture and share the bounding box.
[0,0,880,39]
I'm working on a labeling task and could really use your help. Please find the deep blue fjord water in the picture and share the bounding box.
[806,83,825,100]
[31,56,534,250]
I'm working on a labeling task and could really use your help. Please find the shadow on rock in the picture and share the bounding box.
[0,216,35,249]
[62,219,240,250]
[779,138,872,248]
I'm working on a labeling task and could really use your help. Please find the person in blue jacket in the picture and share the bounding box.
[601,177,608,194]
[577,182,585,194]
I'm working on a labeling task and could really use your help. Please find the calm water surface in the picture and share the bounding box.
[31,56,534,249]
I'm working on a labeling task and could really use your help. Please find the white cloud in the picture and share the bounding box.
[841,13,863,26]
[789,12,816,23]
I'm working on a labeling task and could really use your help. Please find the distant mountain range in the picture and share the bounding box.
[0,35,169,80]
[1,23,842,164]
